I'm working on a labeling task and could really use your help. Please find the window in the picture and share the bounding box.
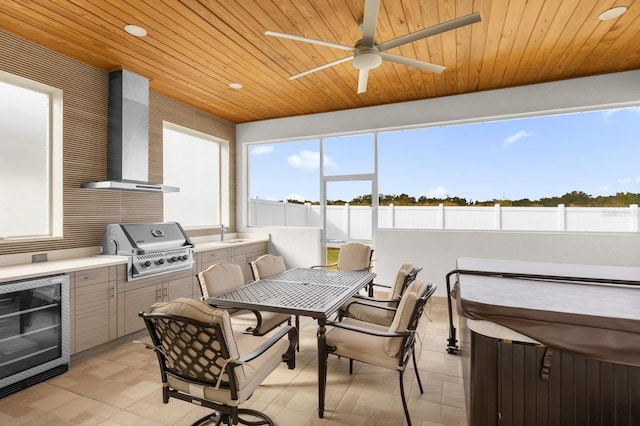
[163,122,225,228]
[248,139,320,226]
[0,71,62,241]
[246,105,640,234]
[379,109,640,205]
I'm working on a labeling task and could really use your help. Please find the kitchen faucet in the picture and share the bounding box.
[220,224,225,241]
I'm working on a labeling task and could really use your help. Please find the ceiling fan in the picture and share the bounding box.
[265,0,481,94]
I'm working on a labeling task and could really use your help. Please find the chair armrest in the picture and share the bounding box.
[351,294,399,304]
[238,325,297,363]
[326,320,411,338]
[310,263,337,269]
[370,282,391,290]
[344,299,398,315]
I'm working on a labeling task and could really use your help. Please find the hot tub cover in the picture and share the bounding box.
[453,258,640,367]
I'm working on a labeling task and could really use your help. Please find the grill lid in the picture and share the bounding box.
[102,222,192,255]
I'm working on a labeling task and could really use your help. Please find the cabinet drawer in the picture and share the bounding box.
[232,242,267,256]
[74,267,109,287]
[199,249,228,270]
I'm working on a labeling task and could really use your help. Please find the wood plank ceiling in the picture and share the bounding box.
[0,0,638,124]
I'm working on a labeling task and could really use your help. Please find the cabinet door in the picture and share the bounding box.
[166,276,194,301]
[73,267,114,353]
[122,284,159,335]
[233,243,268,283]
[69,274,75,354]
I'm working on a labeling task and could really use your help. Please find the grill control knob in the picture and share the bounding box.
[157,258,165,265]
[143,261,151,267]
[171,256,178,262]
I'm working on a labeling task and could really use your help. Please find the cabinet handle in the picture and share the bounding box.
[156,288,162,301]
[111,286,116,299]
[163,287,168,299]
[83,275,98,280]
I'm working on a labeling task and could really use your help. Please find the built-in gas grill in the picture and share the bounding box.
[101,222,194,281]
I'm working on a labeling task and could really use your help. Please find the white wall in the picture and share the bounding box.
[375,229,640,297]
[251,227,323,269]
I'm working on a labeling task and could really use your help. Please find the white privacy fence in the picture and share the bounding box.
[249,198,640,238]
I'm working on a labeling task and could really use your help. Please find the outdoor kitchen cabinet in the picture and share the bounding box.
[117,266,194,336]
[71,266,117,354]
[231,242,268,283]
[197,247,229,271]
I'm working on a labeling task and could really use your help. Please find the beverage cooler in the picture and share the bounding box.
[0,274,70,398]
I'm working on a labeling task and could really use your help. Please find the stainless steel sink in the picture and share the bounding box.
[214,239,248,244]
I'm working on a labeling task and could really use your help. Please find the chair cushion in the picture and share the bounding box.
[251,254,285,280]
[231,310,292,335]
[198,263,245,297]
[384,280,430,357]
[341,299,395,326]
[326,318,399,370]
[337,243,372,271]
[390,263,415,299]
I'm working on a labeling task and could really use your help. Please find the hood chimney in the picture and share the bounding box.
[81,69,178,193]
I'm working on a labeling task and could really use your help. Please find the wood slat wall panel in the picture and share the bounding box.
[0,30,236,256]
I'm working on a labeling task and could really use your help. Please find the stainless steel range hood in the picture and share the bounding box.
[81,69,179,193]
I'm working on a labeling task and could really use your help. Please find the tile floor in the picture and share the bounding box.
[0,296,466,425]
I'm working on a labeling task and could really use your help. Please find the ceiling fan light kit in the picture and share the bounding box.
[265,0,481,94]
[352,47,382,70]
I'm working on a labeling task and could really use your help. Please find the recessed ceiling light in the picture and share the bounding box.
[598,6,628,21]
[124,24,147,37]
[228,82,243,89]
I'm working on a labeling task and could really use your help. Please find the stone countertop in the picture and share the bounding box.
[0,255,127,283]
[190,235,269,252]
[0,235,269,284]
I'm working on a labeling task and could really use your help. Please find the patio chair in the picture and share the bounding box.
[312,242,375,295]
[312,242,373,271]
[249,254,286,281]
[197,262,291,336]
[324,280,436,426]
[338,263,422,326]
[250,254,300,340]
[139,298,296,426]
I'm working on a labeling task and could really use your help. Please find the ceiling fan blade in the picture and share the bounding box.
[288,56,354,80]
[380,53,446,73]
[361,0,380,46]
[377,12,481,52]
[265,30,355,51]
[357,69,369,94]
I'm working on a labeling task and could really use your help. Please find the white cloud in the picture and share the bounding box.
[618,177,632,184]
[597,184,609,192]
[503,130,532,148]
[426,186,448,198]
[287,150,337,170]
[250,145,274,156]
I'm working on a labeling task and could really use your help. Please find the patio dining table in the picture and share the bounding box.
[206,267,376,418]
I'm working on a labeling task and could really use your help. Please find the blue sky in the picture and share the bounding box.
[249,106,640,203]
